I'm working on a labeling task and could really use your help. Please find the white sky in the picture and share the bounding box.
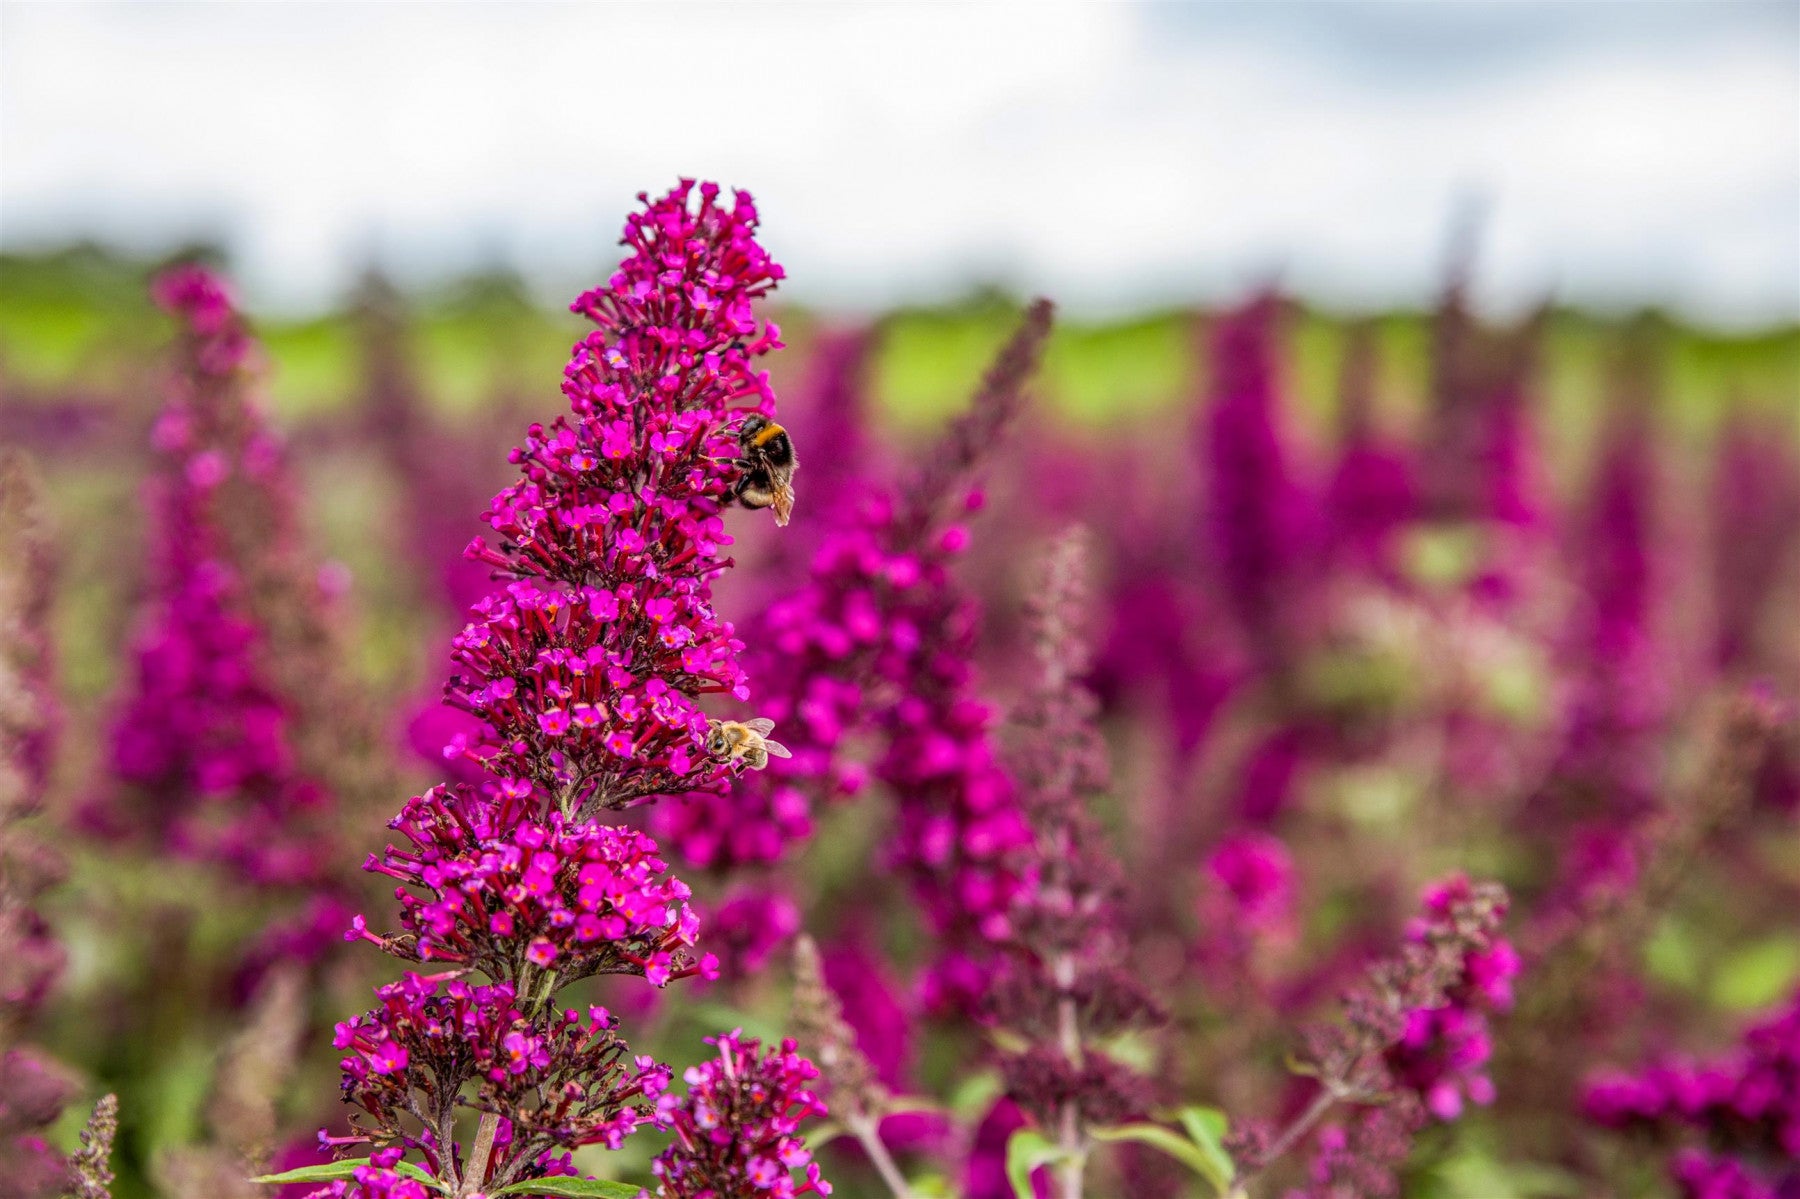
[2,1,1796,324]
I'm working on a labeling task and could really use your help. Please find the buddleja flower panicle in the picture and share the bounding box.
[658,300,1053,878]
[359,786,708,985]
[321,182,832,1198]
[651,1031,832,1198]
[334,975,670,1166]
[449,181,785,818]
[1233,876,1514,1195]
[91,265,347,889]
[991,530,1160,1155]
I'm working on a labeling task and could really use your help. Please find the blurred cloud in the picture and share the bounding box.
[1,0,1794,323]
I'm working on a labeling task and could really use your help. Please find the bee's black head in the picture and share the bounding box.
[738,415,770,438]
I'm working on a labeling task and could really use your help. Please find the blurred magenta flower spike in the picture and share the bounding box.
[87,265,343,889]
[1325,326,1417,575]
[1585,990,1800,1199]
[1529,402,1672,936]
[314,181,829,1198]
[1230,876,1513,1196]
[655,300,1054,1014]
[992,530,1159,1178]
[1,454,78,1198]
[1710,412,1800,673]
[1200,294,1321,670]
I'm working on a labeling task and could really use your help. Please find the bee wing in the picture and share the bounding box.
[762,739,792,759]
[743,718,776,735]
[772,484,795,527]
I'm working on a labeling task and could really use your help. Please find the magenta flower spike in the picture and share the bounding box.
[1324,326,1417,575]
[1526,400,1673,942]
[989,530,1160,1196]
[1710,412,1800,673]
[0,453,78,1198]
[1200,294,1320,670]
[316,181,829,1199]
[88,265,346,890]
[655,302,1053,1011]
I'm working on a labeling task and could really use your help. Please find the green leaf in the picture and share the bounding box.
[946,1070,1004,1121]
[1094,1119,1234,1197]
[250,1160,368,1185]
[1712,936,1800,1011]
[251,1159,445,1189]
[1005,1128,1066,1199]
[491,1178,646,1198]
[1174,1106,1236,1195]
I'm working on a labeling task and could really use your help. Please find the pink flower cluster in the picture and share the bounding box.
[334,974,672,1160]
[360,787,709,985]
[870,513,1034,1010]
[1384,876,1521,1120]
[1201,832,1297,931]
[650,493,896,871]
[1585,991,1800,1198]
[651,1031,832,1198]
[1229,877,1512,1194]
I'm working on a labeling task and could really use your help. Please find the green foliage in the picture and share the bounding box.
[1175,1106,1237,1193]
[252,1158,444,1189]
[1091,1107,1235,1197]
[1004,1110,1237,1199]
[1005,1127,1067,1199]
[1712,935,1800,1012]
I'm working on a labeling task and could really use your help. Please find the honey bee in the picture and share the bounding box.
[731,415,798,526]
[704,717,792,771]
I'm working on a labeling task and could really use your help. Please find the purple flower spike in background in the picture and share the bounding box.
[90,265,346,887]
[656,300,1054,1015]
[990,528,1161,1198]
[1201,294,1320,669]
[0,454,79,1199]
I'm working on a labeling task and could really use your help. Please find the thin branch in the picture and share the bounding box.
[458,1112,499,1198]
[845,1112,915,1199]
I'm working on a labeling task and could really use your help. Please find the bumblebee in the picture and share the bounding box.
[704,717,792,771]
[731,415,798,526]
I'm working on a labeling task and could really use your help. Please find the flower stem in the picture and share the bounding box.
[1053,952,1085,1199]
[1248,1083,1342,1188]
[845,1112,913,1199]
[1056,1102,1084,1199]
[459,1112,499,1198]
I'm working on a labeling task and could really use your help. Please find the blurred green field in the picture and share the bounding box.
[5,244,1797,449]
